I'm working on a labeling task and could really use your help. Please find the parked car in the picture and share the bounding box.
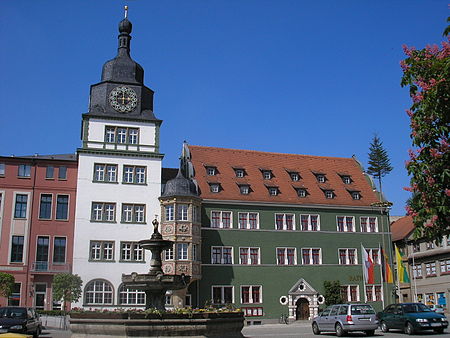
[0,307,42,337]
[377,302,448,335]
[312,303,378,336]
[429,304,446,314]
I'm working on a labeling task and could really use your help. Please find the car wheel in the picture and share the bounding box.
[312,322,321,335]
[380,321,389,333]
[365,329,375,336]
[433,328,444,334]
[405,322,415,335]
[335,323,346,337]
[33,326,41,338]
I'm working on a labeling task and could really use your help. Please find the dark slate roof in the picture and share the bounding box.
[161,169,198,198]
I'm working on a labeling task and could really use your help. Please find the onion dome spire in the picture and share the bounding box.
[101,5,144,84]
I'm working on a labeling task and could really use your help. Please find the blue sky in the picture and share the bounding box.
[1,1,447,216]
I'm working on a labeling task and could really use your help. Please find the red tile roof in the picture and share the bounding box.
[188,145,381,207]
[390,216,415,241]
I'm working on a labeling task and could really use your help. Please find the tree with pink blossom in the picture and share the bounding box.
[401,32,449,241]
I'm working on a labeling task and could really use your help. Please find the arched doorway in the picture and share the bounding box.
[295,298,309,320]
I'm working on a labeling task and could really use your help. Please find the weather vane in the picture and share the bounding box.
[124,5,128,19]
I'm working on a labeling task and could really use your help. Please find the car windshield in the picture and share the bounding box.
[0,308,27,318]
[403,304,432,313]
[351,305,375,315]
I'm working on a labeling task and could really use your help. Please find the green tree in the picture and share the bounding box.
[0,272,15,299]
[367,135,393,194]
[401,35,450,241]
[323,280,342,306]
[52,273,82,313]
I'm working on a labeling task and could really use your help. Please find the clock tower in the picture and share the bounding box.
[73,9,163,309]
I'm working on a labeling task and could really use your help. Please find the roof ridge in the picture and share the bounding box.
[188,145,354,161]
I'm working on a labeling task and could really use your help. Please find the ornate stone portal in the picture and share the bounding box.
[121,218,191,310]
[284,278,325,321]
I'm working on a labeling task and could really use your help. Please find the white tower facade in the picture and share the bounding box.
[72,14,163,308]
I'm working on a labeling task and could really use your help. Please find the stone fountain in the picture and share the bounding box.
[121,218,190,310]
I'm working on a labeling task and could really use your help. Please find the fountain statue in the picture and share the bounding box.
[121,217,191,310]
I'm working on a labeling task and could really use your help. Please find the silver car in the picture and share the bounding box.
[312,303,378,336]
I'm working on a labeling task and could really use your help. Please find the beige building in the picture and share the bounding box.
[391,216,450,313]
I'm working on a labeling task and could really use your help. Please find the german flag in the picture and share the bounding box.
[380,245,394,283]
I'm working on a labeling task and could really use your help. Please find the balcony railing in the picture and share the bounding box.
[31,261,71,273]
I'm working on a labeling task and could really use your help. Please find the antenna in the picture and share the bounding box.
[124,5,128,19]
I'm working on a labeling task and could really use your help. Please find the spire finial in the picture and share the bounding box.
[124,5,128,19]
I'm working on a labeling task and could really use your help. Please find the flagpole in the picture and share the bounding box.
[412,253,418,302]
[379,243,385,309]
[395,244,401,303]
[361,243,367,302]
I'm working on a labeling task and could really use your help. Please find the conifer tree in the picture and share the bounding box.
[367,135,393,194]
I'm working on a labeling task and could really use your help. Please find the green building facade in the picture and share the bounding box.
[177,144,395,323]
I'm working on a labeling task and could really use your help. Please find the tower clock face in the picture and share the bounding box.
[109,86,138,113]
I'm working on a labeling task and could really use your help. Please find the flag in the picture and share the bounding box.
[362,244,375,284]
[395,245,410,283]
[380,245,394,283]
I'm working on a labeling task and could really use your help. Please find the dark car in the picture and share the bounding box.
[0,306,42,337]
[312,303,378,336]
[377,303,448,335]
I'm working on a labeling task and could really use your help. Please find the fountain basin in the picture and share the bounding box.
[69,312,244,337]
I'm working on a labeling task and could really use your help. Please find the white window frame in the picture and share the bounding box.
[89,241,115,261]
[211,246,233,264]
[206,167,216,176]
[342,285,360,302]
[239,247,260,265]
[120,242,144,262]
[413,264,423,278]
[338,248,358,265]
[440,259,450,274]
[210,211,232,228]
[123,165,146,184]
[297,188,307,197]
[299,214,320,231]
[85,280,113,305]
[211,285,234,305]
[177,243,189,260]
[275,213,295,230]
[336,216,355,232]
[425,262,437,276]
[366,248,380,264]
[351,192,361,200]
[316,174,325,183]
[365,285,383,302]
[342,176,351,184]
[210,183,220,193]
[91,202,116,222]
[276,247,297,265]
[235,169,244,178]
[262,170,272,180]
[238,212,259,229]
[177,204,189,221]
[239,185,250,195]
[165,204,174,221]
[118,284,145,305]
[301,248,322,265]
[325,190,334,199]
[360,217,378,232]
[268,187,278,196]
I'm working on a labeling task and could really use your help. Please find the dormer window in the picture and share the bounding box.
[239,185,250,195]
[342,175,352,184]
[290,172,300,182]
[206,166,217,176]
[316,175,326,183]
[268,187,279,196]
[235,169,245,178]
[209,183,220,193]
[262,170,272,180]
[297,188,307,198]
[351,192,360,200]
[324,190,334,199]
